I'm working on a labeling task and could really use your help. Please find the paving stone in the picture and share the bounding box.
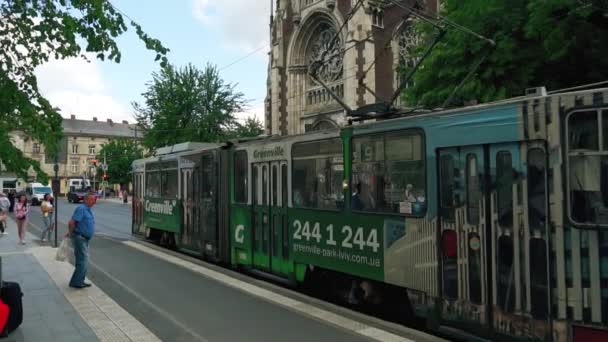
[0,220,99,342]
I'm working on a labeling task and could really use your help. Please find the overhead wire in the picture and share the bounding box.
[134,2,457,134]
[135,12,419,135]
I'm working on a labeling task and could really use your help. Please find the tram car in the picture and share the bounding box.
[132,87,608,341]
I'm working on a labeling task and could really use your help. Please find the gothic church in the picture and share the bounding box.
[265,0,438,135]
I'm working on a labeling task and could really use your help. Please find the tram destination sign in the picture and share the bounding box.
[253,146,284,160]
[143,197,182,233]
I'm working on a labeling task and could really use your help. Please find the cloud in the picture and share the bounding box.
[35,55,134,123]
[236,102,265,123]
[192,0,271,51]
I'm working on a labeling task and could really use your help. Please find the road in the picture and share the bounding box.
[23,199,392,342]
[28,198,133,241]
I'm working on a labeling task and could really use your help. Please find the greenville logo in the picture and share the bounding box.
[253,146,284,160]
[145,200,175,215]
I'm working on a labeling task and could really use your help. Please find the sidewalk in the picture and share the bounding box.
[0,218,158,341]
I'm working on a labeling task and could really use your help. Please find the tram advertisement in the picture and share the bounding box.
[289,210,391,281]
[143,197,182,233]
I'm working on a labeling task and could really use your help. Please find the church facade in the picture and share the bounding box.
[265,0,438,135]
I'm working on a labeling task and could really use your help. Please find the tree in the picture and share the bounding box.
[96,139,143,187]
[0,0,168,181]
[232,116,265,139]
[134,63,247,150]
[405,0,608,108]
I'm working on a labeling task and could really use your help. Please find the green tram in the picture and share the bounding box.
[133,87,608,342]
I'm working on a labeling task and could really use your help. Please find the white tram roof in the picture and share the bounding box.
[155,142,219,156]
[132,142,222,171]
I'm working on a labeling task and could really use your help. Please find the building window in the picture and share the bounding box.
[372,8,384,28]
[32,143,40,154]
[567,109,608,226]
[352,130,426,215]
[71,144,79,154]
[70,160,79,174]
[89,144,96,155]
[292,138,343,210]
[397,20,422,90]
[308,23,343,84]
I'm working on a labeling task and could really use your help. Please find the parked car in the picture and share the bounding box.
[67,186,98,203]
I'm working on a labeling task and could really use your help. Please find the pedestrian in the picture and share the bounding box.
[14,194,29,244]
[8,190,15,213]
[0,193,10,235]
[66,192,96,289]
[40,193,54,242]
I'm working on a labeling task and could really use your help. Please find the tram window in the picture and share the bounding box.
[569,110,598,151]
[352,131,425,215]
[252,166,259,205]
[201,155,214,199]
[527,148,546,232]
[567,109,608,226]
[234,151,248,203]
[262,165,268,206]
[292,138,343,210]
[496,151,513,227]
[440,154,455,221]
[146,172,161,198]
[497,236,515,312]
[603,110,608,150]
[272,165,278,206]
[163,169,178,198]
[466,154,481,225]
[281,164,288,208]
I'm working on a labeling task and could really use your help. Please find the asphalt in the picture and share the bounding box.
[24,199,373,342]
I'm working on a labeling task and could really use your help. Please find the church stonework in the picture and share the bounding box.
[265,0,438,135]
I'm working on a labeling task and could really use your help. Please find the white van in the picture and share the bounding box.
[25,182,52,206]
[67,178,91,190]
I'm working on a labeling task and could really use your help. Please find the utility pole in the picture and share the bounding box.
[53,156,59,248]
[103,151,107,199]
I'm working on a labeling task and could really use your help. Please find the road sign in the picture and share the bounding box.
[102,164,108,171]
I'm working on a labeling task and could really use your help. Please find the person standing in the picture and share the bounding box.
[14,194,29,244]
[8,190,15,213]
[67,192,96,289]
[0,193,10,235]
[40,194,54,242]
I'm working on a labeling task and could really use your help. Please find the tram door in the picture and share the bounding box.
[132,171,145,235]
[438,143,550,339]
[252,161,288,274]
[180,154,202,253]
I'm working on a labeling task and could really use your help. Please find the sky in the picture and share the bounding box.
[35,0,272,125]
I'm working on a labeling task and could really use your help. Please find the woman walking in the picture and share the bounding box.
[40,194,54,242]
[15,194,29,244]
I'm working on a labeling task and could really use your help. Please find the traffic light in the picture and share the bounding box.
[103,173,108,180]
